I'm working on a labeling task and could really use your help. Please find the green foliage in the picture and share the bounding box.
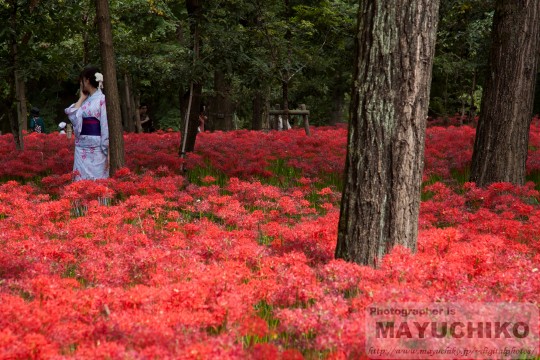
[186,161,228,187]
[0,0,503,131]
[154,107,181,131]
[0,1,358,130]
[113,0,192,94]
[431,0,494,117]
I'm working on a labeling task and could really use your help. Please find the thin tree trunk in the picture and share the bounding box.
[15,70,27,132]
[183,0,203,153]
[9,0,23,150]
[281,80,289,130]
[82,12,90,65]
[336,0,440,267]
[132,94,142,133]
[122,73,136,132]
[263,93,271,131]
[184,83,202,152]
[282,0,292,127]
[470,0,540,186]
[95,0,125,173]
[210,70,233,131]
[176,23,189,133]
[466,70,477,124]
[330,73,345,125]
[9,0,38,138]
[0,103,10,135]
[179,88,190,131]
[460,100,466,125]
[252,91,263,130]
[120,76,129,131]
[443,73,449,125]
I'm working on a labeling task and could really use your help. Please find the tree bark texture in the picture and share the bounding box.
[469,0,540,186]
[95,0,125,174]
[336,0,440,267]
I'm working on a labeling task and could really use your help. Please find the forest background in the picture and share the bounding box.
[2,0,539,134]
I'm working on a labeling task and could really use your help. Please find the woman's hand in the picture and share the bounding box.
[73,81,88,109]
[79,81,88,101]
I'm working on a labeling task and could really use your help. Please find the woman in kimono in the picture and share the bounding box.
[65,67,109,181]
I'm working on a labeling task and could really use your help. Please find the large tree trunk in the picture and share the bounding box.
[470,1,540,186]
[210,70,233,131]
[336,0,440,267]
[95,0,125,174]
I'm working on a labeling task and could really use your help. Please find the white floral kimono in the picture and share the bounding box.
[65,89,109,181]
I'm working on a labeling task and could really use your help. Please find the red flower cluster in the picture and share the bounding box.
[4,122,540,183]
[0,125,539,358]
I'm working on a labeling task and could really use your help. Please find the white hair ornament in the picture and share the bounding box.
[95,72,104,89]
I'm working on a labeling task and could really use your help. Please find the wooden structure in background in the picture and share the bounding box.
[268,104,310,136]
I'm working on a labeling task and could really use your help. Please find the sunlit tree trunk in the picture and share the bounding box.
[470,0,540,186]
[336,0,440,267]
[95,0,125,173]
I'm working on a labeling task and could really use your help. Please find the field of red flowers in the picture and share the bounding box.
[1,120,540,359]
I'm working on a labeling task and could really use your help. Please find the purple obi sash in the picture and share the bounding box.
[81,117,101,136]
